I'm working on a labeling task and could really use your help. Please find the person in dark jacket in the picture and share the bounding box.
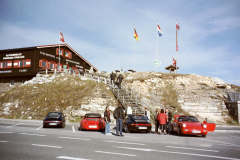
[113,104,125,136]
[104,106,111,135]
[154,109,159,134]
[165,109,172,134]
[110,72,116,85]
[117,74,123,89]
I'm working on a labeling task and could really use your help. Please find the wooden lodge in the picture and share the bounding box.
[0,44,98,84]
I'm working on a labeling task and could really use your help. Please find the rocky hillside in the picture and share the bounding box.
[123,72,240,124]
[0,72,239,124]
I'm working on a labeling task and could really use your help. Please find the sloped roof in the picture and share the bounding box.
[37,44,98,71]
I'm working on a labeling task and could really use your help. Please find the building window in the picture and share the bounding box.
[72,67,79,74]
[49,61,56,69]
[56,48,64,56]
[39,59,48,68]
[0,61,12,69]
[14,59,31,68]
[56,63,62,70]
[65,50,72,59]
[10,80,14,86]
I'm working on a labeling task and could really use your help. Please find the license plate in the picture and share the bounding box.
[89,125,97,128]
[139,127,147,129]
[192,130,201,133]
[49,123,57,125]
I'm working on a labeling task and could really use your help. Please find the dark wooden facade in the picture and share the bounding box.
[0,44,98,83]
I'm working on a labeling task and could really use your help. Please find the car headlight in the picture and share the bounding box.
[183,123,186,127]
[203,124,207,128]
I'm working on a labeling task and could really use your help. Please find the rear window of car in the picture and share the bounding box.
[48,112,61,117]
[85,114,101,118]
[87,118,100,121]
[131,115,147,120]
[179,116,199,122]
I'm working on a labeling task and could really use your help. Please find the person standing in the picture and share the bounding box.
[165,109,172,134]
[114,104,125,136]
[110,71,116,85]
[145,108,150,120]
[154,109,159,134]
[126,104,132,115]
[117,74,123,89]
[104,106,111,135]
[157,109,168,135]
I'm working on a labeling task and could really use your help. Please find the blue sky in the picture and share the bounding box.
[0,0,240,85]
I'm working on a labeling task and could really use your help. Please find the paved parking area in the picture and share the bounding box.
[0,119,240,160]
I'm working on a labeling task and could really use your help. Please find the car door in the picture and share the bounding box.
[203,118,216,132]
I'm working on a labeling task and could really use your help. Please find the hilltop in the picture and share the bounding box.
[0,72,239,124]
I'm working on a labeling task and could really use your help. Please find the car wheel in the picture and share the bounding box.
[146,130,151,134]
[43,124,46,128]
[178,127,182,136]
[79,126,82,131]
[202,135,206,137]
[125,125,129,133]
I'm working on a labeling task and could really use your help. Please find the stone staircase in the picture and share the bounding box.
[81,72,150,117]
[110,81,146,115]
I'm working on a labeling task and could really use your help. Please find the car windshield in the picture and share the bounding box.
[179,116,199,122]
[48,112,61,117]
[85,114,101,118]
[131,115,147,120]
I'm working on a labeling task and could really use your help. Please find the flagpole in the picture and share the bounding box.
[134,25,135,71]
[176,20,178,74]
[156,21,158,72]
[59,30,60,71]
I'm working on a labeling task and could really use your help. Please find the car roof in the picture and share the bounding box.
[47,112,62,114]
[85,113,101,115]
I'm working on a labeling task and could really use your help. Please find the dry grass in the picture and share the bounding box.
[0,75,116,120]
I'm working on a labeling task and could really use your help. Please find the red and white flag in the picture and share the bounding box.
[176,21,180,51]
[60,32,65,42]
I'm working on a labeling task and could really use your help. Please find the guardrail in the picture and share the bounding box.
[228,92,240,102]
[38,68,82,76]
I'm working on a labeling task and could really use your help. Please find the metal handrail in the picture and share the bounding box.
[78,72,152,119]
[228,92,240,102]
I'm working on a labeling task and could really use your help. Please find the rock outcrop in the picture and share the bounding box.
[124,72,237,124]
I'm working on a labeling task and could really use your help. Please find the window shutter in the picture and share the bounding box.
[14,60,19,68]
[48,62,50,68]
[26,59,31,67]
[39,60,42,67]
[56,48,59,55]
[7,61,12,68]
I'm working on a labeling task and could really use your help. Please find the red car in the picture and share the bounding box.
[172,115,216,137]
[79,113,105,131]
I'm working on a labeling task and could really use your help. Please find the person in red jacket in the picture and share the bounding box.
[157,109,168,135]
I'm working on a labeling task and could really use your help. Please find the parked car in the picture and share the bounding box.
[79,113,105,131]
[172,115,216,137]
[43,112,66,128]
[123,114,152,133]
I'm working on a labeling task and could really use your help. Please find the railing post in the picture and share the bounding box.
[54,68,56,75]
[46,69,48,74]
